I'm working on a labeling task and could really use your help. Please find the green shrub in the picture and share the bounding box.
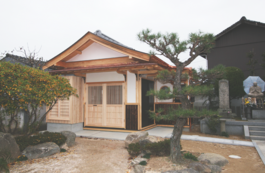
[127,143,142,156]
[206,116,220,134]
[60,148,67,152]
[220,131,229,137]
[139,161,147,166]
[0,158,9,173]
[184,152,198,161]
[145,139,170,156]
[127,139,174,156]
[142,153,151,159]
[15,132,67,151]
[16,155,28,162]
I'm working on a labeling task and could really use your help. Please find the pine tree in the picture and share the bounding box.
[138,29,225,162]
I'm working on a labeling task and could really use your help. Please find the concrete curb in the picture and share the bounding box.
[252,140,265,165]
[163,134,254,147]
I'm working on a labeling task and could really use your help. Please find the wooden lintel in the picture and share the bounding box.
[138,70,158,74]
[74,73,86,77]
[129,70,137,74]
[116,70,126,75]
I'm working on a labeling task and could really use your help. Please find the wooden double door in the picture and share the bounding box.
[85,83,125,128]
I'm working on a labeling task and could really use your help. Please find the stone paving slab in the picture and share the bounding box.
[75,130,130,140]
[253,140,265,165]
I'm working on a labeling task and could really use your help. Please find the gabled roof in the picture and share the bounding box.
[43,30,153,69]
[215,16,265,39]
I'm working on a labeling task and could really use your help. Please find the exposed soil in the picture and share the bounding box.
[9,136,264,173]
[147,140,265,173]
[9,138,129,173]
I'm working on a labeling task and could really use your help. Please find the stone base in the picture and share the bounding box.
[252,110,265,119]
[218,108,236,118]
[200,118,265,136]
[47,123,83,132]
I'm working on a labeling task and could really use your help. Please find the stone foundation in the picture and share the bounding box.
[47,123,83,132]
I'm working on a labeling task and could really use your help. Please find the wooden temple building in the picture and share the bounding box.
[43,30,193,132]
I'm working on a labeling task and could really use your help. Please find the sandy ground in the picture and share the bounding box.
[147,140,265,173]
[9,138,130,173]
[9,137,264,173]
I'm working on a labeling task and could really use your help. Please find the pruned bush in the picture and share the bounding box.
[60,148,67,152]
[127,142,142,156]
[0,61,77,135]
[145,139,171,156]
[220,131,229,137]
[0,158,9,173]
[16,155,28,162]
[139,161,147,166]
[184,152,198,161]
[206,116,220,134]
[127,139,174,156]
[15,132,66,151]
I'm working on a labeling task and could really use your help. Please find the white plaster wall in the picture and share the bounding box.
[156,81,173,102]
[127,71,136,103]
[67,42,126,62]
[86,72,124,83]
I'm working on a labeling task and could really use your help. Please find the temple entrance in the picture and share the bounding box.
[85,83,125,128]
[141,79,154,128]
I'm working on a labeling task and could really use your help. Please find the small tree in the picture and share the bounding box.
[0,61,77,135]
[138,29,224,162]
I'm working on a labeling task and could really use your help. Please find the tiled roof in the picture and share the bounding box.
[1,53,46,66]
[94,30,134,50]
[216,16,265,39]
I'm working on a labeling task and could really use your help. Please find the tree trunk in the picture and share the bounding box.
[174,66,183,93]
[170,118,186,162]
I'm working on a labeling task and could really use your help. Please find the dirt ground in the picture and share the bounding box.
[9,137,264,173]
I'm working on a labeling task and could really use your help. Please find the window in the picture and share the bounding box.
[88,86,102,104]
[107,85,122,104]
[160,86,170,93]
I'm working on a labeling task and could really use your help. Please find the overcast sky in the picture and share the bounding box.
[1,0,264,70]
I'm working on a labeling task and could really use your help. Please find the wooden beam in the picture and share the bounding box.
[138,70,158,74]
[74,73,86,77]
[56,56,134,68]
[116,69,126,74]
[129,70,137,74]
[76,50,82,54]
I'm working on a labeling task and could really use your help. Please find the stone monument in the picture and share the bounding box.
[218,79,236,118]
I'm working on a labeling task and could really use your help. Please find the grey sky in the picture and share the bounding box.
[0,0,264,70]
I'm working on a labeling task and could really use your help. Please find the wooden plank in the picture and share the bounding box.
[138,70,158,74]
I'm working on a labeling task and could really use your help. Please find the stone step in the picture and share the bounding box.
[249,126,265,131]
[249,131,265,136]
[250,135,265,141]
